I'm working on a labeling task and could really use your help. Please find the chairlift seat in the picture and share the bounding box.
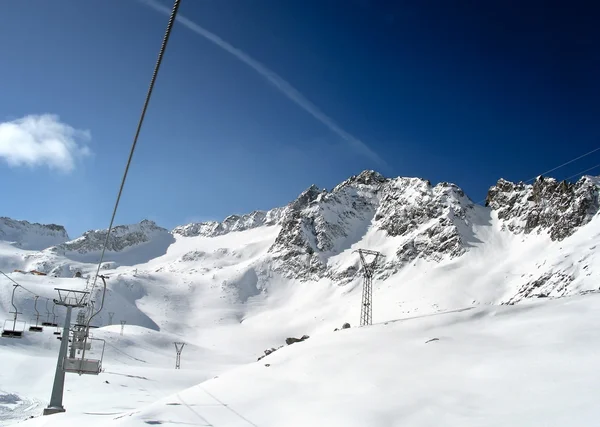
[72,340,92,350]
[50,323,58,327]
[1,330,23,338]
[74,324,100,329]
[53,331,61,336]
[41,321,53,326]
[2,319,25,339]
[28,326,43,332]
[63,357,102,375]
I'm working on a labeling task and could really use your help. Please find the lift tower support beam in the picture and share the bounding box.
[43,289,88,416]
[355,249,382,327]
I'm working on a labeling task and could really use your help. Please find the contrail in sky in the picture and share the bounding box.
[140,0,384,165]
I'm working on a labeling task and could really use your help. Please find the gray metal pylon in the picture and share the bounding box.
[120,320,126,336]
[174,342,185,369]
[43,288,89,416]
[356,249,381,327]
[108,312,114,325]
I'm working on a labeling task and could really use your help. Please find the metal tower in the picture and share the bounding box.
[356,249,381,327]
[43,288,89,416]
[174,342,185,369]
[120,320,127,336]
[108,312,114,325]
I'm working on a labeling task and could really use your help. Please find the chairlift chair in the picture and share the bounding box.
[70,327,92,350]
[2,285,25,339]
[2,319,25,338]
[41,299,53,326]
[63,337,105,375]
[29,296,43,332]
[50,303,59,328]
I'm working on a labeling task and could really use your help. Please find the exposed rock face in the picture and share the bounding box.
[268,171,481,280]
[268,171,382,280]
[486,175,600,241]
[378,180,474,266]
[172,208,285,237]
[504,271,575,305]
[0,217,69,250]
[4,169,600,308]
[53,220,169,254]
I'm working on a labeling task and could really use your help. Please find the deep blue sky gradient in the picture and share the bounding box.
[0,0,598,236]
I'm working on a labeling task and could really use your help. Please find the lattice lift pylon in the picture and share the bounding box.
[174,342,185,369]
[355,249,382,327]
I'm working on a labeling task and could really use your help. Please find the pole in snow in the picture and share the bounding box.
[120,320,126,336]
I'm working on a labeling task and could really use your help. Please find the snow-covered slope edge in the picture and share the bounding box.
[19,293,600,427]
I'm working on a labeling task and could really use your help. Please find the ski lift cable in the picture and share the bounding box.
[0,269,50,301]
[475,146,600,205]
[525,146,600,184]
[87,0,182,300]
[563,162,600,182]
[86,276,107,332]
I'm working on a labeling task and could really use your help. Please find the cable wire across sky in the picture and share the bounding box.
[88,0,181,301]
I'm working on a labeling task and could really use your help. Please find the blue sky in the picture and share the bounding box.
[0,0,598,237]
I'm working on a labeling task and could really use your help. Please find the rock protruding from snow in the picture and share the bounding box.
[486,175,600,241]
[52,220,170,254]
[172,208,285,238]
[0,217,69,250]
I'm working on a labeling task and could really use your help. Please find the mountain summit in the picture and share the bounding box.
[2,171,600,307]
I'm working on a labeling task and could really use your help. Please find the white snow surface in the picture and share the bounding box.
[1,173,600,425]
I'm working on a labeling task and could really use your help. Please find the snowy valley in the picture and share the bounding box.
[1,170,600,426]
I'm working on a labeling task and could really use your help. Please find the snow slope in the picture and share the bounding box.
[1,170,600,425]
[13,293,600,427]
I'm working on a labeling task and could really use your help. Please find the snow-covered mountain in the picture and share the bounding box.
[173,209,285,237]
[486,175,600,240]
[0,217,69,251]
[3,170,600,300]
[2,170,600,425]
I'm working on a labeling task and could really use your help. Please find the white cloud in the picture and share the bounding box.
[0,114,91,173]
[140,0,385,166]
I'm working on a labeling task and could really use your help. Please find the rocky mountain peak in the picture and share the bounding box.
[268,172,482,281]
[486,175,600,240]
[52,219,170,254]
[332,170,388,193]
[288,185,324,211]
[0,217,70,250]
[172,208,286,238]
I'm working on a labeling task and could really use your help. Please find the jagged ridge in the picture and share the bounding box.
[486,175,600,241]
[0,217,69,250]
